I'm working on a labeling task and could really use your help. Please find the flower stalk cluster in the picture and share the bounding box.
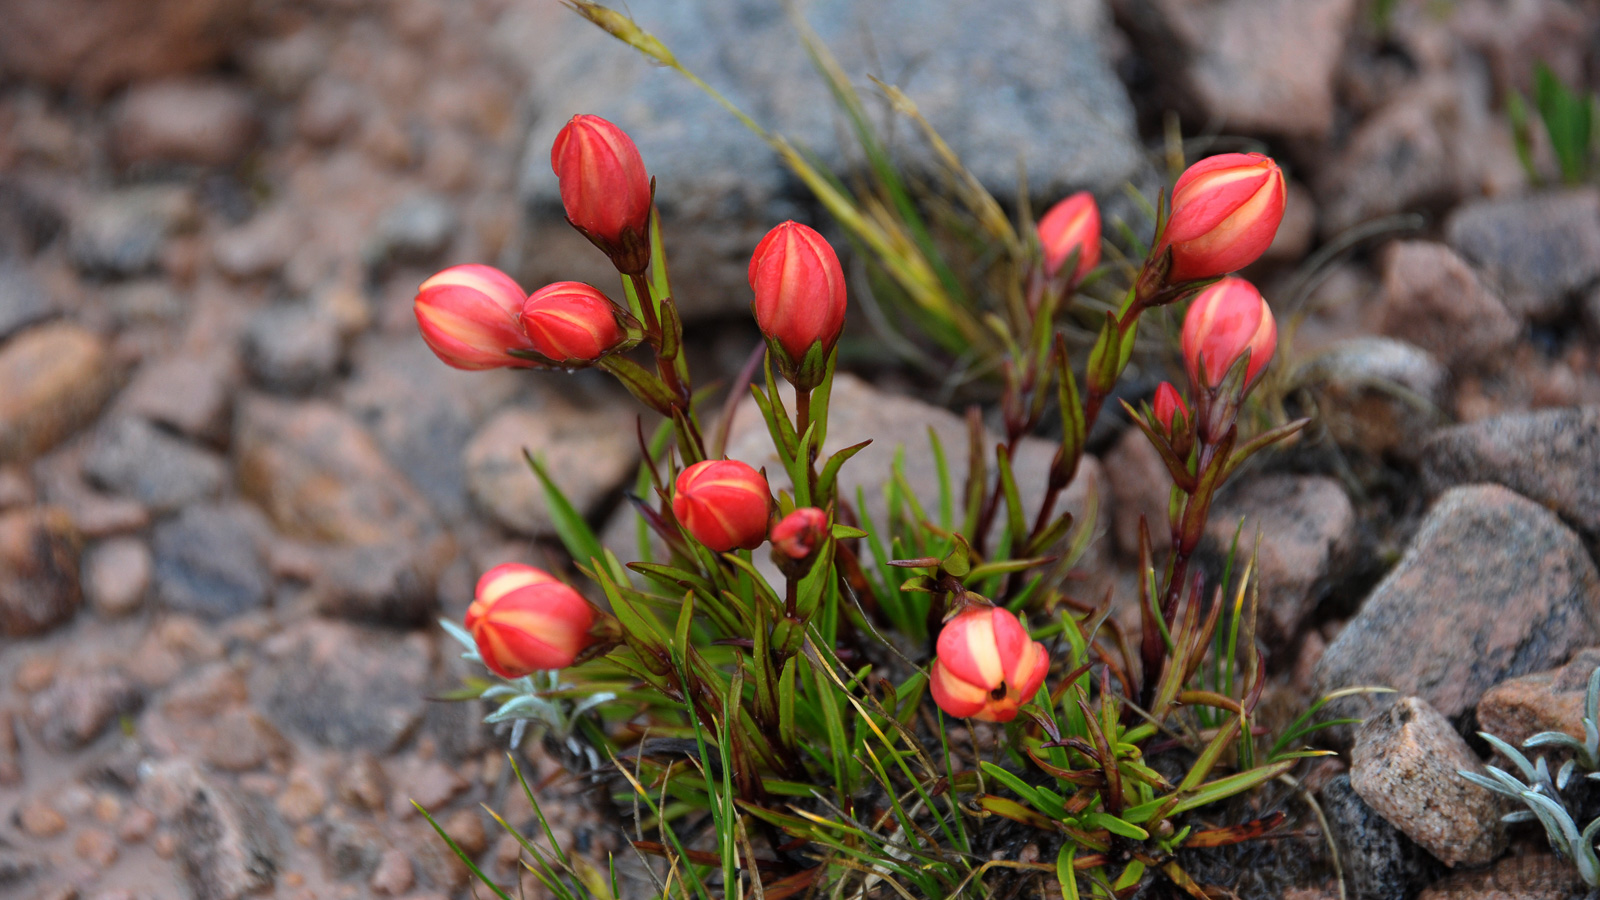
[413,25,1322,895]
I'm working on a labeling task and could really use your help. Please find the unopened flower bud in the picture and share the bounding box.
[1181,277,1277,390]
[771,507,826,560]
[465,563,595,677]
[929,606,1049,723]
[1037,192,1100,283]
[1161,153,1286,283]
[551,114,653,273]
[520,282,624,363]
[1152,382,1188,434]
[414,264,538,370]
[748,221,846,386]
[671,459,773,553]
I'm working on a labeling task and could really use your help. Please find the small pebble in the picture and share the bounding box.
[74,827,119,867]
[15,655,58,693]
[153,829,177,859]
[92,792,122,824]
[117,806,156,843]
[18,796,67,837]
[370,849,415,895]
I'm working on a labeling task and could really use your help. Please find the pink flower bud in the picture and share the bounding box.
[748,221,847,363]
[1181,277,1277,390]
[1162,153,1286,282]
[671,459,773,553]
[520,282,624,363]
[770,507,827,560]
[929,606,1050,723]
[1153,382,1188,433]
[465,563,595,677]
[550,115,653,247]
[1037,192,1101,282]
[414,264,538,370]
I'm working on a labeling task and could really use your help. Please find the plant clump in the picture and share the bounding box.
[411,6,1350,898]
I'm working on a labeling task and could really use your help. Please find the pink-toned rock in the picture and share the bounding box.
[1477,647,1600,750]
[0,0,246,97]
[0,323,116,464]
[0,708,19,785]
[1204,474,1355,651]
[442,809,488,858]
[406,760,468,813]
[1316,76,1517,236]
[138,760,278,900]
[117,351,238,443]
[0,506,81,637]
[25,670,142,751]
[463,403,637,536]
[1351,696,1506,867]
[1417,851,1586,900]
[1377,241,1519,371]
[276,766,326,824]
[75,827,119,868]
[1116,0,1355,138]
[235,396,439,545]
[18,794,67,837]
[1103,426,1171,559]
[371,848,416,895]
[83,536,151,618]
[110,80,260,168]
[213,207,297,280]
[1316,485,1600,731]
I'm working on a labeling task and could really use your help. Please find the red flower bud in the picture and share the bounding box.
[770,507,827,560]
[671,459,773,553]
[520,282,624,363]
[1181,277,1277,390]
[1037,192,1101,282]
[748,221,847,364]
[465,563,595,677]
[414,264,538,370]
[1153,382,1188,433]
[550,115,653,248]
[1162,153,1286,282]
[929,606,1049,723]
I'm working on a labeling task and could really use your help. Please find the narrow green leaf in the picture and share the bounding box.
[1057,844,1080,900]
[525,451,607,575]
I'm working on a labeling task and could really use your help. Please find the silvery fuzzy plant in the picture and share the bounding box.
[440,618,614,769]
[1461,665,1600,890]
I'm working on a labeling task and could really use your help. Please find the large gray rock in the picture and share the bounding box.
[138,760,279,900]
[151,503,271,620]
[1320,774,1438,900]
[252,620,435,752]
[1422,406,1600,545]
[83,416,228,514]
[519,0,1142,315]
[1314,485,1600,732]
[340,335,521,520]
[1445,189,1600,321]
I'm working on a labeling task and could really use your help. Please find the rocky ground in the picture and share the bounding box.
[0,0,1598,898]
